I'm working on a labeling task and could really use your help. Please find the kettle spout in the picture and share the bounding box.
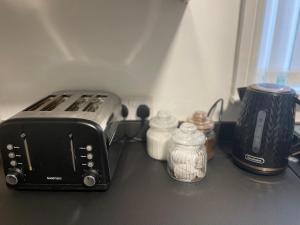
[237,87,247,101]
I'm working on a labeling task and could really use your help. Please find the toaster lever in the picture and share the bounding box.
[69,134,76,172]
[21,133,33,171]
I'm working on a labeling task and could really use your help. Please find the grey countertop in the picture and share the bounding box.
[1,143,300,225]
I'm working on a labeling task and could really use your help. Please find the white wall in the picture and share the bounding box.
[0,0,240,121]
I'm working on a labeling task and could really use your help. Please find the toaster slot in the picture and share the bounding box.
[40,95,70,111]
[21,133,33,171]
[65,95,92,112]
[83,95,107,112]
[96,95,107,99]
[69,134,76,172]
[24,95,56,111]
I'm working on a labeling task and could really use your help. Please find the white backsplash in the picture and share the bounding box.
[0,0,240,121]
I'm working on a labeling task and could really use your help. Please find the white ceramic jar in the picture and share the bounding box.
[147,111,178,160]
[167,122,207,182]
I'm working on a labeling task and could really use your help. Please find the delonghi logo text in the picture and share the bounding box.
[46,177,63,181]
[245,154,265,164]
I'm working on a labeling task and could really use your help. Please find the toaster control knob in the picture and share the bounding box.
[8,152,16,159]
[87,153,93,160]
[83,171,99,187]
[6,169,22,186]
[10,160,18,167]
[6,144,14,151]
[86,145,93,151]
[87,161,94,168]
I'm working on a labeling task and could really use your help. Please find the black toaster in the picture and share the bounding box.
[0,91,123,190]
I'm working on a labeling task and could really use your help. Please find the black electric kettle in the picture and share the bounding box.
[233,83,300,175]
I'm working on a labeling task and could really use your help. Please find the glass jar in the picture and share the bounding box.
[188,111,216,160]
[147,111,178,160]
[205,130,216,160]
[167,122,207,182]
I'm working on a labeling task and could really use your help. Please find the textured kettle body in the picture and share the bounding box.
[233,83,297,175]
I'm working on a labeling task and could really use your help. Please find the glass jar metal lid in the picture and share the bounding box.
[172,122,206,146]
[149,111,178,129]
[188,111,214,132]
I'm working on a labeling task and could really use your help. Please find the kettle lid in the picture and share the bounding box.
[250,83,294,94]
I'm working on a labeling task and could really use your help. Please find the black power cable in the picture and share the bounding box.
[127,104,150,142]
[113,104,150,143]
[207,98,224,122]
[207,98,224,143]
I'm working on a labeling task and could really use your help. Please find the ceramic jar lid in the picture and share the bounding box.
[188,111,214,132]
[149,111,178,129]
[172,122,206,146]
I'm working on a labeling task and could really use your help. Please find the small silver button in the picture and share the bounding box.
[87,161,94,168]
[10,160,17,167]
[87,153,93,160]
[6,144,14,151]
[86,145,93,151]
[8,152,16,159]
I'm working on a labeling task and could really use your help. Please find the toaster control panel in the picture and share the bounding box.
[6,144,23,167]
[4,141,26,186]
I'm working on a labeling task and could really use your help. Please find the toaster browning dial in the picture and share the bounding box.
[83,170,99,187]
[5,168,23,186]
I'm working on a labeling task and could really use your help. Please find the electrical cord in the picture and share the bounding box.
[112,104,150,143]
[126,120,148,142]
[207,98,224,142]
[113,121,148,144]
[207,98,224,122]
[126,104,150,142]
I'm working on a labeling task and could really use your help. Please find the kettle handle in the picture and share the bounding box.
[290,96,300,156]
[295,95,300,105]
[237,87,247,101]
